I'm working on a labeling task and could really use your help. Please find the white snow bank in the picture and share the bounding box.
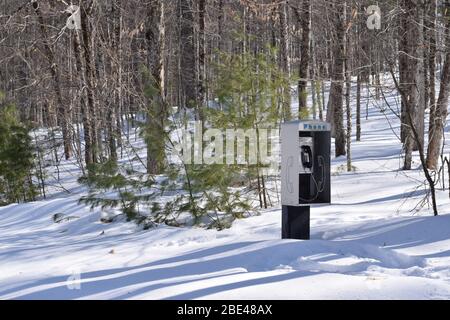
[1,80,450,299]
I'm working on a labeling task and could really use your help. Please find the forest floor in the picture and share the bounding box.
[2,80,450,299]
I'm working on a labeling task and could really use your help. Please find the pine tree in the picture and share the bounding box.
[210,47,292,209]
[0,99,36,205]
[79,160,156,225]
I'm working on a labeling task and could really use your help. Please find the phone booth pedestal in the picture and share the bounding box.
[282,205,310,240]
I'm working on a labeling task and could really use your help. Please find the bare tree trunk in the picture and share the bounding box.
[217,0,224,51]
[80,0,99,164]
[429,0,437,116]
[427,0,450,170]
[197,0,206,121]
[426,0,439,168]
[317,81,324,121]
[178,0,197,110]
[296,0,310,116]
[356,73,361,141]
[279,1,290,76]
[400,0,420,170]
[414,4,426,152]
[32,0,72,160]
[398,5,408,144]
[311,82,317,119]
[108,0,121,162]
[278,0,292,120]
[146,0,166,174]
[345,6,352,171]
[329,0,346,157]
[73,27,93,166]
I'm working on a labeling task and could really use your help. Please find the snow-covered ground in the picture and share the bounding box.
[2,78,450,299]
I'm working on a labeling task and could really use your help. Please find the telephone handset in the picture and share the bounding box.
[301,146,313,169]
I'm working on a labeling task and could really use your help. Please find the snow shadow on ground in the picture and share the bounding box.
[0,221,431,299]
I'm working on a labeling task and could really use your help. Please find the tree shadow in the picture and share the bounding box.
[0,230,429,300]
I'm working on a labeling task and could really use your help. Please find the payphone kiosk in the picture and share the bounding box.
[281,121,331,240]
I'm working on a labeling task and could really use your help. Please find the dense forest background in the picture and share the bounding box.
[1,0,450,224]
